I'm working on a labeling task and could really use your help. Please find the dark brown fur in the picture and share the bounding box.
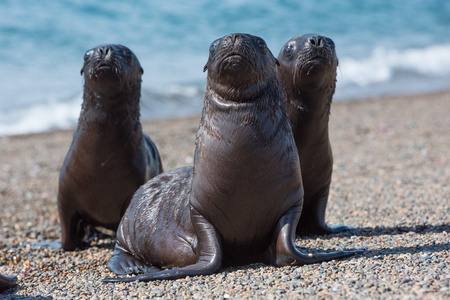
[103,34,361,283]
[278,34,351,235]
[58,44,163,251]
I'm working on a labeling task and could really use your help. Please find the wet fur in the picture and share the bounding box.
[278,34,351,235]
[103,34,361,283]
[58,44,163,251]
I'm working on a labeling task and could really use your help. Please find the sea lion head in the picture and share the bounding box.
[203,33,279,102]
[277,34,338,97]
[81,44,143,98]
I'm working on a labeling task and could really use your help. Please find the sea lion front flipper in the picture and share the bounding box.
[270,205,362,267]
[143,133,164,178]
[103,207,222,282]
[0,273,17,293]
[107,245,157,275]
[297,193,354,236]
[323,224,355,234]
[58,197,86,251]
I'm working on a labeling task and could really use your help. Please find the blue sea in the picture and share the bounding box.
[1,0,450,135]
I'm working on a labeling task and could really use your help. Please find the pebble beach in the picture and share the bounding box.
[0,91,449,299]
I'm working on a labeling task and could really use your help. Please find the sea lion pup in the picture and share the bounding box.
[0,273,17,292]
[277,34,351,235]
[58,44,163,251]
[103,33,361,283]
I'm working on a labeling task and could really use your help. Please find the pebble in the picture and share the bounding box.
[0,93,449,298]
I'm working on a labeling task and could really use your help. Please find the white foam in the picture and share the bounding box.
[0,95,82,136]
[338,44,450,87]
[2,44,450,136]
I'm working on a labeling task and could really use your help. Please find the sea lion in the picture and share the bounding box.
[277,34,351,235]
[103,33,362,283]
[0,273,17,292]
[58,44,163,251]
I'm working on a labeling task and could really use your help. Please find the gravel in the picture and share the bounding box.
[0,91,449,299]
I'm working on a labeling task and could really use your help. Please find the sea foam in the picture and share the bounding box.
[0,96,81,136]
[338,44,450,87]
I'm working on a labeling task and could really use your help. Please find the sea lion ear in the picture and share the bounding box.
[203,65,208,72]
[275,59,280,66]
[80,68,84,75]
[140,67,144,74]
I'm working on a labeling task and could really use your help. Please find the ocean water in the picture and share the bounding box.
[1,0,450,135]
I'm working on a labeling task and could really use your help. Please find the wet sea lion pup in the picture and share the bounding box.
[103,33,361,283]
[58,44,163,251]
[278,34,351,235]
[0,273,17,293]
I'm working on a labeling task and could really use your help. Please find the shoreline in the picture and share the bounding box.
[0,90,449,298]
[2,88,450,139]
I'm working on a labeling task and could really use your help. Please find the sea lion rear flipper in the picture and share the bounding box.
[102,207,222,283]
[270,205,362,266]
[107,244,158,275]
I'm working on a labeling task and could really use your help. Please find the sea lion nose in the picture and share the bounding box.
[230,33,243,44]
[96,46,113,59]
[307,35,324,49]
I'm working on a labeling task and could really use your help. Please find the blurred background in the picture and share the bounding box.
[1,0,449,135]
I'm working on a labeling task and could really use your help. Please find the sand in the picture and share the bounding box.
[0,91,449,299]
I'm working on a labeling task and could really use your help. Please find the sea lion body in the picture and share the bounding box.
[0,273,17,293]
[278,34,350,235]
[113,166,196,271]
[104,34,361,282]
[58,44,163,251]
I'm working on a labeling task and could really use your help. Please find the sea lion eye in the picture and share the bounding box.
[256,39,267,53]
[326,38,335,49]
[84,49,94,61]
[284,44,294,57]
[209,39,220,54]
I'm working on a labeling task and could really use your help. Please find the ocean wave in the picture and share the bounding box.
[2,44,450,136]
[0,85,205,136]
[0,96,81,136]
[140,84,205,119]
[337,44,450,87]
